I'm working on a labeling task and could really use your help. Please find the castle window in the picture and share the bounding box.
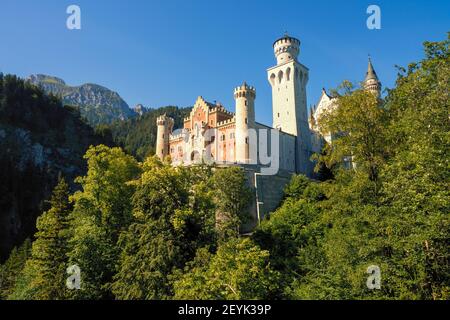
[278,113,280,118]
[270,73,276,86]
[245,118,248,124]
[245,137,249,144]
[286,67,291,81]
[278,70,283,84]
[245,100,248,106]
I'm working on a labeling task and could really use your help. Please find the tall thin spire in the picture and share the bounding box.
[364,56,381,97]
[365,56,379,82]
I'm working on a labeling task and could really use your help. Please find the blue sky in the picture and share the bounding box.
[0,0,448,125]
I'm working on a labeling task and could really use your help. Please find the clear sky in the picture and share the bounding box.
[0,0,448,125]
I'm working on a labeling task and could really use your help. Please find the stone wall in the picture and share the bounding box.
[240,166,293,233]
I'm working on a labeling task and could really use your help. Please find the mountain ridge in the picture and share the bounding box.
[27,74,135,126]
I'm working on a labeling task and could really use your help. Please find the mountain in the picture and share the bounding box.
[27,74,135,126]
[132,104,148,116]
[0,74,114,262]
[109,106,191,161]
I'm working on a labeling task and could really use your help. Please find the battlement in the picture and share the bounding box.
[156,114,174,127]
[234,82,256,99]
[169,130,188,141]
[216,117,236,127]
[273,34,300,64]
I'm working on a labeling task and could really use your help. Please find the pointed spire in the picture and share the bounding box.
[365,56,379,82]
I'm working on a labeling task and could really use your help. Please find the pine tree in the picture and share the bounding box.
[10,178,72,300]
[0,239,32,299]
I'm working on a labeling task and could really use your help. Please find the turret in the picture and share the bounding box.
[234,82,256,163]
[156,114,174,160]
[364,57,381,97]
[273,33,300,65]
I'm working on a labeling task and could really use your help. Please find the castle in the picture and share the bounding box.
[155,34,381,229]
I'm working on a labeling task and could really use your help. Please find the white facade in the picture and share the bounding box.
[310,89,338,149]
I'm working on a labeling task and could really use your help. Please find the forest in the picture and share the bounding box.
[0,35,448,300]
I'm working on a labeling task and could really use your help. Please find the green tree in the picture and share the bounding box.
[254,175,326,298]
[112,158,216,299]
[317,81,388,182]
[173,238,281,300]
[211,167,252,239]
[377,35,449,299]
[0,239,31,299]
[67,145,140,299]
[9,178,72,300]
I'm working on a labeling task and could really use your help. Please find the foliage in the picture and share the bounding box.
[8,178,72,300]
[173,238,281,300]
[67,145,140,299]
[317,82,388,181]
[0,74,113,262]
[109,106,191,160]
[0,239,31,299]
[211,167,252,239]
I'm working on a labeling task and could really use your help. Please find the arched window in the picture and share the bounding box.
[270,73,276,86]
[278,70,283,84]
[286,67,291,81]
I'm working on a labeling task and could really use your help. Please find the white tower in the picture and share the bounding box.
[267,34,312,175]
[234,82,256,163]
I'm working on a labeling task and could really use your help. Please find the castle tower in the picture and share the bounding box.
[234,82,256,163]
[267,34,312,175]
[364,57,381,97]
[155,114,174,160]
